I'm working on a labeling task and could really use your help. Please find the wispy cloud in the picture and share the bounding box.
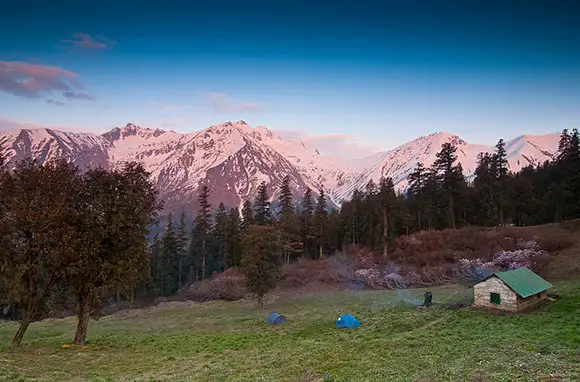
[276,130,379,159]
[63,91,94,101]
[147,101,183,111]
[206,92,265,113]
[61,33,116,50]
[0,115,81,133]
[0,61,93,103]
[46,99,65,106]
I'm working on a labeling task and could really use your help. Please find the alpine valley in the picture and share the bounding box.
[0,120,561,213]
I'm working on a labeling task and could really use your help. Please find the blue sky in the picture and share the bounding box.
[1,0,579,157]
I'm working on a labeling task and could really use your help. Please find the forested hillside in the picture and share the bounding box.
[149,129,580,296]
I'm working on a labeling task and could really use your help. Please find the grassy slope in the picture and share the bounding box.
[1,282,579,382]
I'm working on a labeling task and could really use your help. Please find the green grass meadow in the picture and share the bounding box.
[1,282,579,381]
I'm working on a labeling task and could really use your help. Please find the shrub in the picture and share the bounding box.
[453,240,551,283]
[535,229,576,252]
[492,240,549,270]
[184,275,246,302]
[241,226,283,307]
[280,253,357,287]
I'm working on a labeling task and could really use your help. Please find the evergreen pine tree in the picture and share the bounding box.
[149,232,164,296]
[348,189,365,244]
[378,177,396,258]
[361,179,381,250]
[312,187,328,259]
[432,143,468,229]
[492,139,509,225]
[241,200,254,229]
[474,152,498,226]
[407,162,428,230]
[422,169,441,229]
[175,211,188,289]
[511,174,537,226]
[161,213,179,295]
[277,176,301,263]
[227,208,242,267]
[557,129,580,218]
[254,181,271,226]
[300,187,315,258]
[213,203,230,271]
[191,185,212,280]
[241,226,283,308]
[278,176,294,219]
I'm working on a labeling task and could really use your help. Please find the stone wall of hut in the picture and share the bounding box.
[473,276,518,311]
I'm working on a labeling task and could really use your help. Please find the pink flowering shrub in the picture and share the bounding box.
[491,240,549,270]
[454,240,549,282]
[355,268,410,289]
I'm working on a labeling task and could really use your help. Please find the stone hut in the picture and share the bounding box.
[473,266,552,312]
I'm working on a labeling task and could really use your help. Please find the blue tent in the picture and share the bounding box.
[266,312,287,325]
[336,314,360,329]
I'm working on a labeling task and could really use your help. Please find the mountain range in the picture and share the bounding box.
[0,120,561,213]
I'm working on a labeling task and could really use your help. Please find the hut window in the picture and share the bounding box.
[490,293,501,305]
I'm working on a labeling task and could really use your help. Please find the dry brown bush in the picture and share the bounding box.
[392,223,577,270]
[178,220,580,296]
[533,229,577,252]
[182,271,246,302]
[281,254,357,287]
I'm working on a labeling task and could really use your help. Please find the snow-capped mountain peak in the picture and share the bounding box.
[0,122,562,212]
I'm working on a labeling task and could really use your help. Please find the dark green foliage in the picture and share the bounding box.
[254,181,271,226]
[431,142,468,229]
[300,187,315,258]
[378,177,398,256]
[213,203,230,271]
[175,211,189,289]
[0,159,81,346]
[160,213,179,295]
[473,152,498,226]
[0,160,160,346]
[241,200,254,229]
[557,129,580,218]
[66,162,161,345]
[407,163,429,230]
[190,186,212,280]
[240,226,283,307]
[313,187,328,259]
[227,208,242,267]
[339,189,364,245]
[277,176,302,263]
[493,139,509,224]
[150,233,164,296]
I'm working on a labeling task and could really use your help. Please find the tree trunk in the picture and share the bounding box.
[319,244,323,259]
[382,206,388,259]
[257,294,264,308]
[74,293,92,345]
[12,312,33,346]
[12,272,57,346]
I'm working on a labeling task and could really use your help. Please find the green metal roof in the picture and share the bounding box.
[494,267,553,298]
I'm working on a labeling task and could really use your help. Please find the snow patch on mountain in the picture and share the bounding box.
[0,121,563,212]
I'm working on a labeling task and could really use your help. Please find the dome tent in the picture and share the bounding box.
[266,312,287,325]
[336,314,359,328]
